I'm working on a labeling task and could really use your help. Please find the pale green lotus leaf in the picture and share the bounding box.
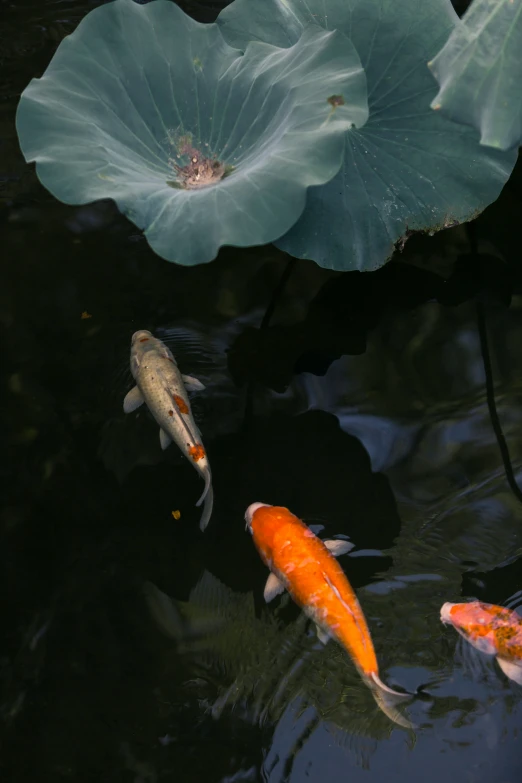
[429,0,522,151]
[218,0,518,271]
[16,0,368,265]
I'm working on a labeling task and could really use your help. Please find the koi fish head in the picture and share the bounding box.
[130,330,177,377]
[244,502,271,534]
[244,503,301,566]
[440,601,517,656]
[131,329,154,344]
[441,601,512,628]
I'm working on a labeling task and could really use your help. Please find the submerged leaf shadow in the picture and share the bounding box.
[228,249,522,395]
[151,568,403,773]
[461,554,522,606]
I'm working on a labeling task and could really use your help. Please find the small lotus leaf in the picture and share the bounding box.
[16,0,368,265]
[218,0,517,271]
[429,0,522,151]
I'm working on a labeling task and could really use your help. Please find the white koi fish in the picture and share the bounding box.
[124,330,213,530]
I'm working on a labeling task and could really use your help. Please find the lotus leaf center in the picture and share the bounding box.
[169,138,229,190]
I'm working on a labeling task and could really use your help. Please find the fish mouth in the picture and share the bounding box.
[440,602,456,624]
[244,502,270,532]
[131,329,153,344]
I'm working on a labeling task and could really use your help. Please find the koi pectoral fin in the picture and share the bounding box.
[159,429,172,450]
[497,656,522,685]
[264,573,285,603]
[314,623,331,645]
[471,635,497,655]
[182,374,205,392]
[324,539,354,557]
[123,386,144,413]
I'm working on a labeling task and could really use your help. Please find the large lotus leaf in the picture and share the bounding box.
[217,0,518,271]
[16,0,368,265]
[429,0,522,151]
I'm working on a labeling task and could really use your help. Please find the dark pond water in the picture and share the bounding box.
[2,1,522,781]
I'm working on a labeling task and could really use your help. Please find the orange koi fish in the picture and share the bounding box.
[441,601,522,684]
[245,503,413,727]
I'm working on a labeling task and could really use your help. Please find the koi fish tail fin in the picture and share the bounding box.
[195,465,211,507]
[369,672,417,730]
[199,482,214,532]
[370,672,411,700]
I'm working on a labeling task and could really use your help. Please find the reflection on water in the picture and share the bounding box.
[1,1,522,782]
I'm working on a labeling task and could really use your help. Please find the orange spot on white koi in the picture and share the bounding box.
[168,410,174,416]
[139,337,149,342]
[189,444,205,462]
[173,394,189,414]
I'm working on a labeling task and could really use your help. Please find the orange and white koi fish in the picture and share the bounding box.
[245,503,414,727]
[124,330,213,530]
[441,601,522,685]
